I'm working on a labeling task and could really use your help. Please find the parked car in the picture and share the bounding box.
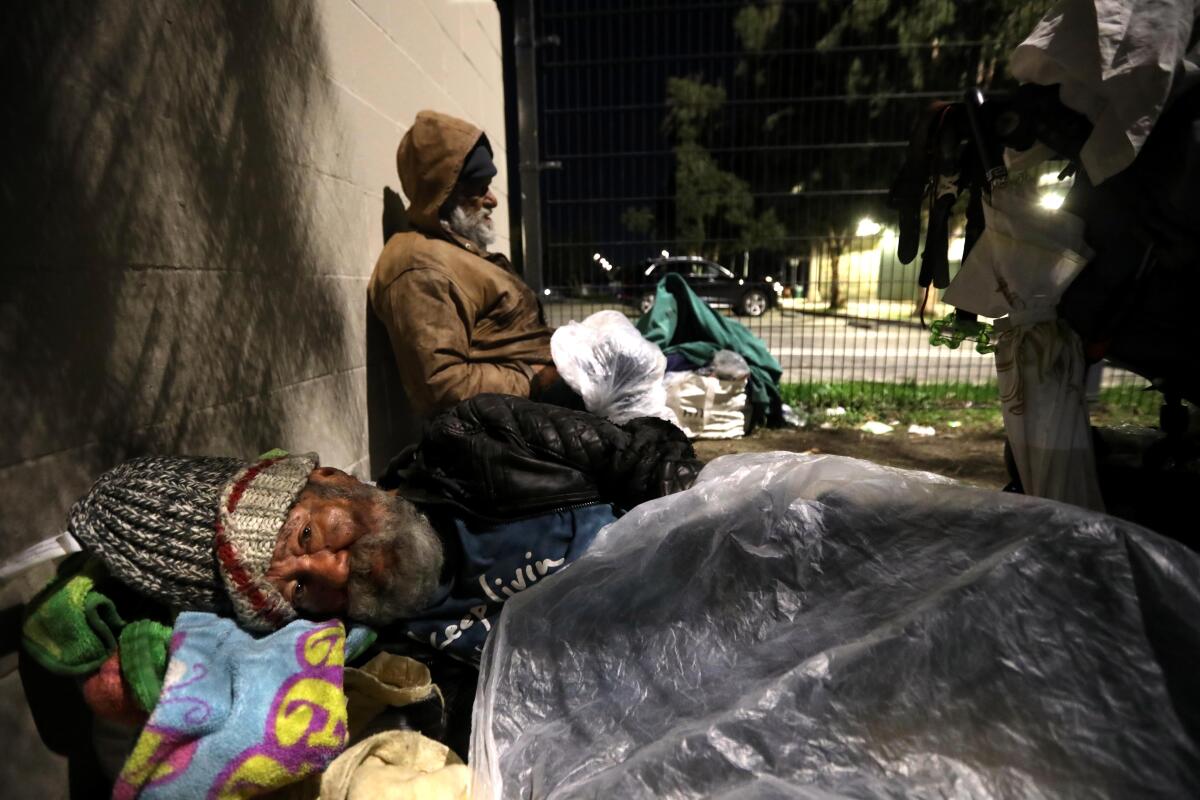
[617,256,783,316]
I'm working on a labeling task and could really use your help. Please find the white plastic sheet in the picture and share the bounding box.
[1010,0,1200,184]
[550,310,677,426]
[944,187,1104,511]
[471,452,1200,798]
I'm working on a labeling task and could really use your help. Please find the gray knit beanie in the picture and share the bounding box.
[69,452,318,631]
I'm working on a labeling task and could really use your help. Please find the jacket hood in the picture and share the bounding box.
[397,110,489,233]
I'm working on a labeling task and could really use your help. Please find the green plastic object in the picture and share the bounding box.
[929,312,996,355]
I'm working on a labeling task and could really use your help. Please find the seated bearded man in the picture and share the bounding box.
[69,395,700,661]
[369,110,576,415]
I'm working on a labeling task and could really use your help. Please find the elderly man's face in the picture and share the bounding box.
[456,178,497,216]
[446,178,497,249]
[265,467,444,624]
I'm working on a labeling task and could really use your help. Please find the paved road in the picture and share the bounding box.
[545,301,1139,388]
[546,301,996,385]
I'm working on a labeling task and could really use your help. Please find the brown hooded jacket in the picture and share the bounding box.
[368,111,552,416]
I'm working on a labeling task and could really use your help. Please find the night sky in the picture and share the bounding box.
[530,0,1004,289]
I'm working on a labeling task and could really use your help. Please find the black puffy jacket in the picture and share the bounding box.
[378,394,702,520]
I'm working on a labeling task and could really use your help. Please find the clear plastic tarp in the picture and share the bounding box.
[471,453,1200,798]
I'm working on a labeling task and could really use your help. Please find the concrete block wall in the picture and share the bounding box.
[0,1,508,795]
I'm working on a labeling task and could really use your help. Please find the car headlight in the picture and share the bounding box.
[772,281,784,294]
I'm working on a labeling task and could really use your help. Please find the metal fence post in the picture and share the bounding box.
[513,0,544,295]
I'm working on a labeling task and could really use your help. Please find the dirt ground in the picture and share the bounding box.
[692,426,1010,489]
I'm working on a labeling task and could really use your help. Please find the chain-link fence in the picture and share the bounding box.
[526,0,1152,416]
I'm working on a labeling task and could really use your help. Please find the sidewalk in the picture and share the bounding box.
[779,296,955,325]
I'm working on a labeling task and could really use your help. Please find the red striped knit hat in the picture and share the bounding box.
[70,452,317,633]
[215,452,318,631]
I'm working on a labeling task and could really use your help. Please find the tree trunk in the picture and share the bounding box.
[827,236,847,310]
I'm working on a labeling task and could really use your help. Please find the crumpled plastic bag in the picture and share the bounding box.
[550,310,678,425]
[699,349,751,381]
[471,452,1200,799]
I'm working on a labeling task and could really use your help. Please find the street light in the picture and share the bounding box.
[856,217,882,237]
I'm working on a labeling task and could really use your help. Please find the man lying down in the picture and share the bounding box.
[67,394,701,661]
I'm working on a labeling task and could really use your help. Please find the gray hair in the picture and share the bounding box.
[345,490,445,626]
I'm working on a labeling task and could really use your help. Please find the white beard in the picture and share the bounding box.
[446,204,496,251]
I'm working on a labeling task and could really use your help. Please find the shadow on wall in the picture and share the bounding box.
[367,187,422,478]
[2,2,365,792]
[0,0,362,534]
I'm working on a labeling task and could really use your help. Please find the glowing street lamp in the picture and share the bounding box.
[856,217,882,237]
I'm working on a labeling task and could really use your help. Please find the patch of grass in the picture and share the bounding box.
[780,380,1165,432]
[781,381,1002,431]
[1090,386,1161,429]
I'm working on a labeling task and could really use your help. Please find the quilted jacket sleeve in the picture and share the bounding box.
[412,394,702,516]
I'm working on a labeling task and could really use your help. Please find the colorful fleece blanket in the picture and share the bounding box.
[113,612,366,799]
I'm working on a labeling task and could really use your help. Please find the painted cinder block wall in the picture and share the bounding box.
[0,1,508,794]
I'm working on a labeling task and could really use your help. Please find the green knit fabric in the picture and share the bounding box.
[118,620,173,712]
[22,555,126,675]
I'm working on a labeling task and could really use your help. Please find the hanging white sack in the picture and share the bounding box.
[944,186,1104,511]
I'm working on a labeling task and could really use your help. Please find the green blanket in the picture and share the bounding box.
[22,555,125,676]
[22,554,173,711]
[637,273,783,427]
